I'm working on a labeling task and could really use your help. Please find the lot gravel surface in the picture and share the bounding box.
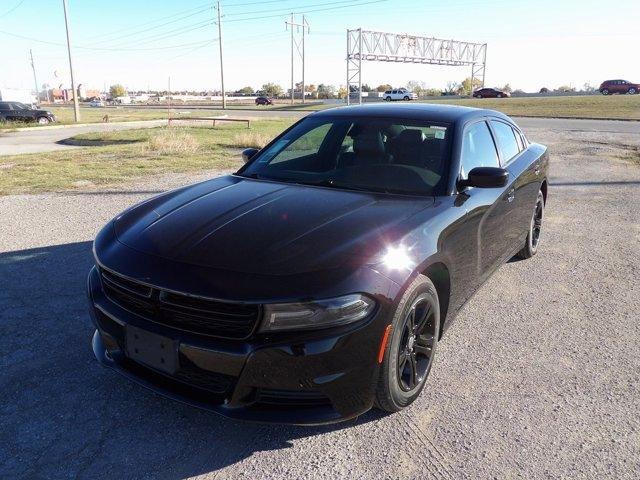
[1,124,639,479]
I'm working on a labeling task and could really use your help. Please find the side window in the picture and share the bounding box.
[460,121,499,177]
[0,102,12,110]
[490,121,520,163]
[384,90,391,94]
[392,90,397,94]
[513,127,524,151]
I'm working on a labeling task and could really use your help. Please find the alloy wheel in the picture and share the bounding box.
[396,294,437,392]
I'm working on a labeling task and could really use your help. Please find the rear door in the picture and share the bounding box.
[489,120,538,253]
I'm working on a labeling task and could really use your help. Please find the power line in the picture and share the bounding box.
[0,0,26,19]
[0,29,217,52]
[96,20,214,49]
[224,0,374,18]
[223,0,390,23]
[82,6,213,46]
[84,3,211,41]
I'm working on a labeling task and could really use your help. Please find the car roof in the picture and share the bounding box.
[309,102,512,124]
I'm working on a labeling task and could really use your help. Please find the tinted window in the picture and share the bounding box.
[460,121,499,177]
[0,102,11,110]
[490,121,520,162]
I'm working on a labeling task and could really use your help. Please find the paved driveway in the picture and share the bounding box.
[0,125,639,478]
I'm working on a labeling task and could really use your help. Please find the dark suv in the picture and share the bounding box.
[0,101,56,124]
[255,97,273,105]
[599,80,639,95]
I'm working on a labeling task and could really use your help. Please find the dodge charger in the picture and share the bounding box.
[87,104,548,425]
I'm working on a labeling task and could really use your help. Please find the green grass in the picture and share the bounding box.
[0,120,293,195]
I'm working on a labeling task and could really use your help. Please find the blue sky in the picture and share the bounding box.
[2,0,639,93]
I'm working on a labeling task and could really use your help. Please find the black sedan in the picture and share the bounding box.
[88,104,548,425]
[0,101,56,124]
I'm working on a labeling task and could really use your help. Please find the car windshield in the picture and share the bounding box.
[239,116,452,196]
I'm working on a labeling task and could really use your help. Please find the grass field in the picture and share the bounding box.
[0,120,293,195]
[261,95,640,119]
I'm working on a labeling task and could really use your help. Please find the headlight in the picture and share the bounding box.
[260,294,375,332]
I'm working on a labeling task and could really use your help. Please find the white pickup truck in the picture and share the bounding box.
[382,88,417,101]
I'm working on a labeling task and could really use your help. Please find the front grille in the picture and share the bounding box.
[99,267,261,339]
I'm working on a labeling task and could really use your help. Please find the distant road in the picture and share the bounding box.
[0,114,637,157]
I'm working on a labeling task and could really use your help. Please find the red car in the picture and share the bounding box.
[599,80,639,95]
[255,97,273,105]
[472,88,510,99]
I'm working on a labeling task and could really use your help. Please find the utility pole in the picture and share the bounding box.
[301,15,309,104]
[290,13,294,104]
[285,15,310,104]
[29,49,40,103]
[215,0,226,109]
[62,0,80,122]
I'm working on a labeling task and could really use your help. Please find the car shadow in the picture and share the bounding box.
[0,241,385,478]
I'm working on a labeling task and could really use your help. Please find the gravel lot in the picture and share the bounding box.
[1,124,639,479]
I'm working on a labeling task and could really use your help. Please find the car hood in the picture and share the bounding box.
[113,175,435,275]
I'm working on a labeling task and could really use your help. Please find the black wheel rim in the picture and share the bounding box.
[532,196,544,248]
[396,294,436,392]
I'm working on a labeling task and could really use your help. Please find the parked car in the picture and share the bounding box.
[89,99,105,107]
[0,101,56,124]
[383,88,417,101]
[473,88,510,98]
[599,79,639,95]
[88,103,548,425]
[255,96,273,105]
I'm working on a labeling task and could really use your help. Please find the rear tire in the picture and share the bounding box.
[375,274,439,413]
[601,89,609,95]
[516,190,545,259]
[384,96,392,101]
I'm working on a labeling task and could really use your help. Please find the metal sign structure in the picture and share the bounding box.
[346,29,487,104]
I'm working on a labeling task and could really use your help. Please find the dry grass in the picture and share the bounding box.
[147,128,200,154]
[231,131,272,149]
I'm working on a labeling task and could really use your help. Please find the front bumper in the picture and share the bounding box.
[87,266,390,425]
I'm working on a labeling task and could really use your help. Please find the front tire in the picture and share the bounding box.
[517,190,545,259]
[403,96,410,101]
[628,88,637,95]
[375,274,440,412]
[37,116,50,125]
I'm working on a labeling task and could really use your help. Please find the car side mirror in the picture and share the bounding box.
[458,166,509,190]
[242,148,259,164]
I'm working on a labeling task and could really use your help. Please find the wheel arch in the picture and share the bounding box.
[421,262,451,339]
[540,179,548,205]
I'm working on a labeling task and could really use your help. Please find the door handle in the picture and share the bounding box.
[506,188,515,202]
